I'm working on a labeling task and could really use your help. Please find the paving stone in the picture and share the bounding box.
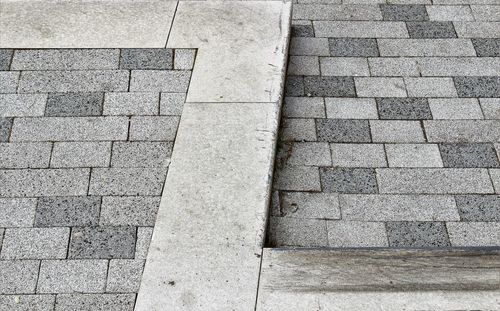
[0,295,55,311]
[331,143,387,167]
[11,117,128,142]
[289,37,330,56]
[0,49,13,70]
[11,49,119,70]
[386,221,450,247]
[0,117,13,141]
[405,77,458,97]
[377,39,476,56]
[381,4,429,21]
[355,77,407,97]
[38,260,107,293]
[129,116,179,141]
[327,221,388,247]
[18,70,129,93]
[453,76,500,98]
[426,5,474,21]
[470,5,500,21]
[55,294,136,311]
[45,92,103,117]
[320,57,369,76]
[314,21,409,37]
[418,57,500,76]
[284,75,304,96]
[100,196,160,226]
[407,21,457,38]
[429,98,483,119]
[0,71,19,93]
[0,94,47,117]
[111,141,172,168]
[1,227,69,259]
[293,4,383,20]
[455,195,500,221]
[135,227,153,260]
[341,194,459,221]
[370,120,425,142]
[454,22,500,38]
[267,217,328,247]
[273,165,321,191]
[69,227,136,259]
[106,259,144,292]
[368,57,420,76]
[103,92,159,116]
[120,49,173,70]
[304,76,356,97]
[480,98,500,119]
[279,192,340,219]
[282,97,325,118]
[377,168,494,194]
[174,49,196,70]
[0,168,90,197]
[88,168,167,196]
[491,169,500,193]
[447,222,500,246]
[291,24,315,37]
[35,196,100,227]
[439,143,500,168]
[328,38,379,56]
[0,260,39,294]
[160,93,186,116]
[281,142,332,166]
[288,56,320,75]
[377,98,431,120]
[325,98,378,119]
[0,142,52,168]
[321,167,378,193]
[0,198,36,227]
[317,119,371,142]
[425,120,500,142]
[51,142,111,168]
[386,144,443,167]
[281,118,317,141]
[472,39,500,57]
[129,70,191,92]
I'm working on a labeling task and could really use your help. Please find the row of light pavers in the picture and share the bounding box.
[268,1,500,248]
[0,48,194,309]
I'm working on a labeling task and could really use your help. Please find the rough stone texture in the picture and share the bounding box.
[69,227,136,259]
[106,260,145,293]
[35,197,101,227]
[0,228,69,259]
[45,92,104,117]
[386,221,451,247]
[455,195,500,221]
[0,260,39,294]
[120,49,173,70]
[55,294,136,311]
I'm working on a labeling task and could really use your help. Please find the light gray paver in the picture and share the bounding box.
[103,92,159,116]
[273,165,321,191]
[281,118,317,141]
[100,196,160,226]
[429,98,483,119]
[325,98,378,119]
[51,142,111,168]
[174,49,196,70]
[470,6,500,22]
[0,142,51,168]
[447,222,500,246]
[454,22,500,38]
[111,142,171,168]
[331,143,387,167]
[159,93,185,116]
[283,97,325,118]
[279,192,340,219]
[320,57,369,76]
[106,260,144,293]
[354,77,407,97]
[0,260,39,294]
[284,142,332,166]
[405,77,458,97]
[293,4,383,20]
[0,71,19,93]
[426,5,474,21]
[313,21,409,37]
[491,169,500,193]
[129,70,191,93]
[480,98,500,119]
[0,198,36,227]
[327,221,388,247]
[368,58,420,76]
[385,144,443,167]
[0,94,47,117]
[370,120,425,142]
[290,37,330,56]
[38,260,107,293]
[0,295,55,311]
[288,56,320,75]
[268,217,327,247]
[425,120,500,142]
[88,168,167,196]
[134,227,153,260]
[1,227,69,259]
[55,294,136,311]
[11,49,119,70]
[129,116,179,141]
[418,57,500,76]
[377,39,476,56]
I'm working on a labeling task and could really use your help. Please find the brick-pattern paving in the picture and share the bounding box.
[0,48,194,309]
[268,0,500,248]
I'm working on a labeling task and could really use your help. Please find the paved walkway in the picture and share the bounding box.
[270,0,500,248]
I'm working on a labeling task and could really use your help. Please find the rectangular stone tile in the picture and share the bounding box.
[291,24,314,38]
[0,71,19,93]
[426,5,474,21]
[174,49,196,70]
[267,217,327,247]
[0,94,47,117]
[283,97,325,118]
[106,259,144,293]
[283,142,332,166]
[470,5,500,22]
[69,227,136,259]
[370,120,425,142]
[281,118,317,141]
[18,70,129,93]
[111,141,171,168]
[429,98,483,119]
[386,143,443,167]
[0,49,13,70]
[288,56,320,76]
[328,38,379,56]
[45,92,103,117]
[320,57,369,76]
[377,168,494,194]
[434,0,499,3]
[0,117,12,142]
[100,196,160,226]
[119,48,172,70]
[0,295,55,311]
[377,39,476,56]
[273,165,321,191]
[454,76,500,98]
[419,57,500,76]
[135,227,153,260]
[314,21,409,37]
[455,195,500,221]
[290,37,330,56]
[454,22,500,38]
[377,98,431,119]
[38,260,107,293]
[35,196,100,227]
[285,76,304,97]
[491,169,500,193]
[129,70,191,92]
[0,260,39,294]
[11,117,128,142]
[341,194,459,221]
[447,222,500,246]
[278,192,340,219]
[304,76,356,97]
[0,168,89,197]
[325,98,377,119]
[386,221,450,247]
[317,119,371,142]
[327,221,388,247]
[1,227,69,259]
[480,98,500,119]
[55,294,135,311]
[405,77,458,97]
[331,143,387,167]
[159,92,185,116]
[293,4,382,20]
[368,57,420,76]
[380,4,429,21]
[472,39,500,57]
[0,198,36,227]
[425,120,500,142]
[439,143,499,168]
[11,49,120,70]
[0,142,51,168]
[407,21,457,38]
[51,142,111,168]
[129,116,179,141]
[321,167,378,193]
[89,168,166,196]
[355,77,407,97]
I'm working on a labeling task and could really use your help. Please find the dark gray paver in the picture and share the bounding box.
[45,92,103,116]
[0,49,13,70]
[328,38,379,57]
[0,117,13,142]
[120,49,173,70]
[386,222,451,247]
[320,167,378,194]
[407,22,457,38]
[69,227,136,259]
[377,98,432,120]
[291,25,314,37]
[472,39,500,57]
[304,76,356,97]
[35,196,101,227]
[454,76,500,98]
[316,119,371,143]
[439,143,500,168]
[380,5,429,21]
[456,195,500,222]
[285,75,304,96]
[55,294,135,311]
